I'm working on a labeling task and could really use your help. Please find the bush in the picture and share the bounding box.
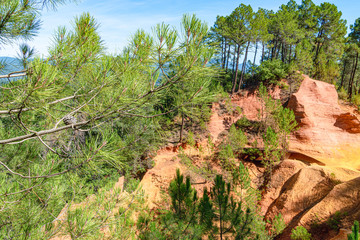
[235,116,252,129]
[338,87,348,100]
[186,130,196,147]
[256,59,289,84]
[327,211,346,230]
[270,213,286,236]
[353,94,360,106]
[348,220,359,240]
[291,226,312,240]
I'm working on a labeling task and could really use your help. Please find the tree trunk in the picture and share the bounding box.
[253,41,258,65]
[225,43,231,72]
[222,38,227,69]
[261,42,265,63]
[271,40,278,60]
[339,60,347,90]
[179,113,185,143]
[289,44,292,64]
[232,44,241,94]
[275,41,281,60]
[349,52,358,100]
[232,45,236,74]
[313,29,324,64]
[238,41,250,92]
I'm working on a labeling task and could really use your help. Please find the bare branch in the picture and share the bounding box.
[0,70,27,79]
[0,94,81,115]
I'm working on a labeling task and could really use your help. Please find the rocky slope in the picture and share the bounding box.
[260,76,360,239]
[53,75,360,239]
[140,75,360,239]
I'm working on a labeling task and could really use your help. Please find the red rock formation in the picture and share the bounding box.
[287,75,360,170]
[261,161,360,240]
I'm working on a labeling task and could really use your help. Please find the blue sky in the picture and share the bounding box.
[1,0,360,57]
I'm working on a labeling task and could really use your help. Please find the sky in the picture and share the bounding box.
[1,0,360,57]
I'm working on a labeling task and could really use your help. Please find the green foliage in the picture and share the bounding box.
[138,170,203,240]
[210,0,347,90]
[124,177,140,193]
[209,175,253,240]
[0,11,217,238]
[218,125,247,179]
[0,0,42,46]
[227,125,247,153]
[262,127,281,187]
[291,226,312,240]
[186,130,196,147]
[169,169,197,219]
[198,188,215,231]
[352,94,360,106]
[329,172,342,185]
[235,116,252,129]
[327,211,346,230]
[270,213,286,236]
[138,171,263,240]
[257,59,289,84]
[258,83,297,148]
[257,83,298,189]
[338,87,348,100]
[348,220,359,240]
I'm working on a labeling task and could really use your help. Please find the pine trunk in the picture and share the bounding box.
[253,41,258,65]
[349,52,358,100]
[289,44,292,63]
[271,40,278,60]
[339,60,347,90]
[222,38,227,69]
[225,43,231,72]
[261,42,265,63]
[232,44,241,94]
[179,113,185,143]
[238,41,250,92]
[232,45,236,74]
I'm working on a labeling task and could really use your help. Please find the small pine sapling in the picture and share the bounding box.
[348,220,359,240]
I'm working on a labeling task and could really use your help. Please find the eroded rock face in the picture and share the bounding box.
[261,161,360,240]
[334,113,360,133]
[299,176,360,229]
[259,160,307,216]
[287,75,360,170]
[265,166,334,225]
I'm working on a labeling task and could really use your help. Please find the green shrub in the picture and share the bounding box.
[235,116,252,129]
[270,213,286,236]
[186,130,196,147]
[291,226,312,240]
[338,87,348,100]
[227,125,247,153]
[257,59,289,84]
[353,94,360,106]
[124,177,140,193]
[327,211,346,230]
[348,220,359,240]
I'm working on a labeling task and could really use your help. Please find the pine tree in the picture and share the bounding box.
[348,220,360,240]
[313,2,347,81]
[169,169,197,219]
[198,188,215,232]
[210,174,253,240]
[0,11,215,238]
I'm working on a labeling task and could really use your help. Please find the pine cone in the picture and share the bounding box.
[63,115,77,125]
